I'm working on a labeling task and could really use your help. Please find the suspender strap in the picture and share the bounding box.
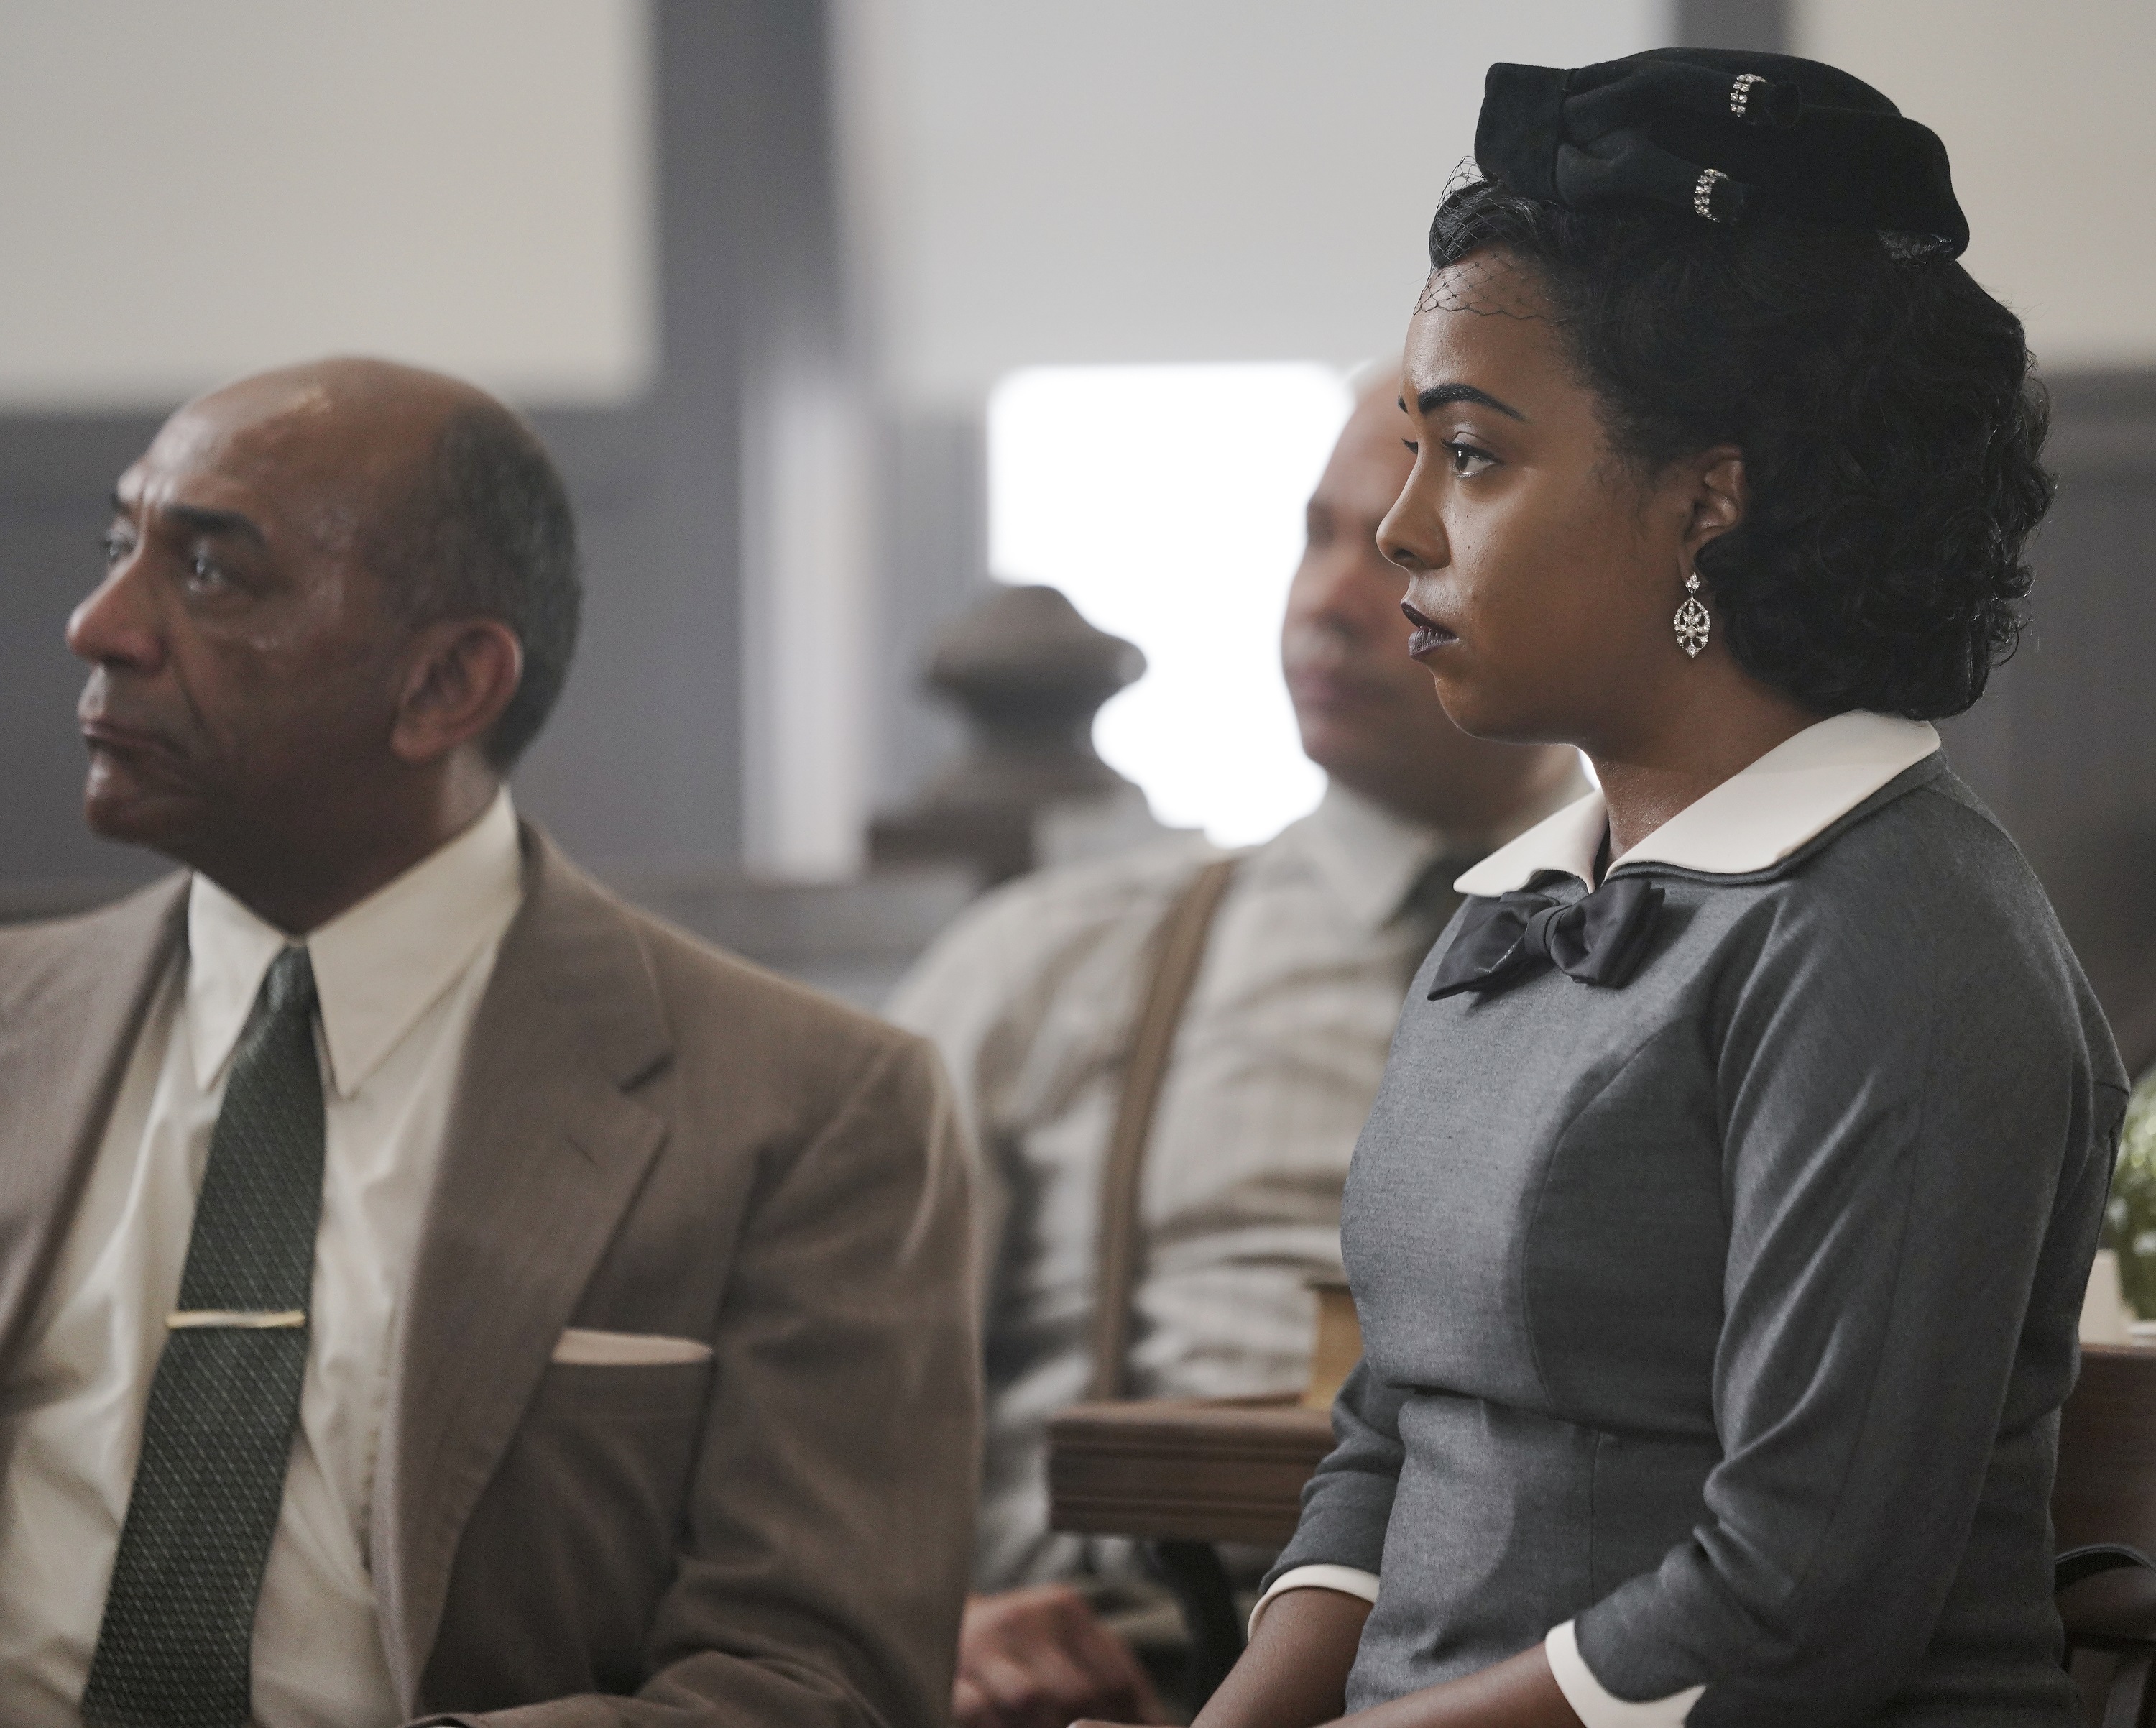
[1087,855,1242,1402]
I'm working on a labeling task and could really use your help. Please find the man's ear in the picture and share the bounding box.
[1682,446,1747,559]
[389,618,524,766]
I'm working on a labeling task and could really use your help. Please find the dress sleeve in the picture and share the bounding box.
[1545,1621,1701,1727]
[1247,1566,1381,1637]
[1572,860,2122,1724]
[1263,1357,1408,1588]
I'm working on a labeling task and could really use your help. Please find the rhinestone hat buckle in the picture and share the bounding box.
[1692,167,1731,222]
[1729,72,1766,118]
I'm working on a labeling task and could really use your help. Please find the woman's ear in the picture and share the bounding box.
[1683,446,1747,557]
[390,618,525,766]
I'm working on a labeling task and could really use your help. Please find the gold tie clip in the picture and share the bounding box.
[167,1310,306,1331]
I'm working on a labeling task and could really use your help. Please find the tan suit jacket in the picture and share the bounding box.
[0,827,980,1728]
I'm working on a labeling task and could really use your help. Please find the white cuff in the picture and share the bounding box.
[1544,1621,1703,1727]
[1246,1565,1381,1638]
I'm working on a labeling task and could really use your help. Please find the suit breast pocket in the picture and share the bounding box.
[520,1356,714,1568]
[438,1352,719,1701]
[525,1348,714,1425]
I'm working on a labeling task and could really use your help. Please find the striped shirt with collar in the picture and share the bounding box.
[889,774,1577,1590]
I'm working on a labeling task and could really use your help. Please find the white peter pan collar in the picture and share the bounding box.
[186,789,525,1098]
[1452,711,1941,896]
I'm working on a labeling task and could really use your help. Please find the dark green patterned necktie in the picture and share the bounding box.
[83,946,325,1728]
[1393,852,1477,975]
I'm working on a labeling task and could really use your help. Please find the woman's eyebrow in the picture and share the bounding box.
[1416,383,1526,422]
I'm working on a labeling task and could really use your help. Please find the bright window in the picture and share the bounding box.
[987,362,1352,846]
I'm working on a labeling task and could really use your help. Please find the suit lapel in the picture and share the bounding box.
[372,829,672,1706]
[0,879,188,1378]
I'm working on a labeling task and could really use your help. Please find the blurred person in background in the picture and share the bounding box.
[0,358,977,1728]
[890,371,1583,1728]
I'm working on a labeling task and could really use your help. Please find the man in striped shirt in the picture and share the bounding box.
[890,374,1581,1728]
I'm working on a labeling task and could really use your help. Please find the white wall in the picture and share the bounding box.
[990,363,1350,845]
[742,369,880,878]
[829,2,1669,857]
[1796,0,2156,371]
[846,1,2156,395]
[838,1,1666,408]
[0,1,654,410]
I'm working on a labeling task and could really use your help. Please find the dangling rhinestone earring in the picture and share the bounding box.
[1674,565,1710,658]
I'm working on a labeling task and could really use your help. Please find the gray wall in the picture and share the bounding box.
[0,1,848,899]
[872,408,991,812]
[1942,372,2156,1072]
[1675,0,1787,52]
[0,412,165,898]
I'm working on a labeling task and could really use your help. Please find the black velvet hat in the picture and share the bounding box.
[1473,47,1968,257]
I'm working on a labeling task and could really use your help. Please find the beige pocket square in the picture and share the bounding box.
[550,1328,713,1367]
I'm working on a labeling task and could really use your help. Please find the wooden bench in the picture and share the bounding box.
[1049,1345,2156,1722]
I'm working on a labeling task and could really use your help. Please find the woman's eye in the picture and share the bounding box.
[1446,441,1498,478]
[101,528,133,566]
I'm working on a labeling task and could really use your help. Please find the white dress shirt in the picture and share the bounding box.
[1250,714,1943,1728]
[0,791,524,1728]
[890,776,1577,1591]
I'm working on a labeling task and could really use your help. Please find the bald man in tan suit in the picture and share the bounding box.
[0,360,976,1728]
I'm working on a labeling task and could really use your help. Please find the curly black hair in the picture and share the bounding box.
[1428,177,2053,720]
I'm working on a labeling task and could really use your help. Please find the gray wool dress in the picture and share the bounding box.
[1268,753,2128,1726]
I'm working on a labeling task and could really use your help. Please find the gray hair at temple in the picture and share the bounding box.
[364,399,583,767]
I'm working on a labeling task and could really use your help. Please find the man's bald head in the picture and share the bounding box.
[73,357,579,931]
[180,359,581,766]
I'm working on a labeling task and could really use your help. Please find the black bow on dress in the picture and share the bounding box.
[1427,876,1664,1000]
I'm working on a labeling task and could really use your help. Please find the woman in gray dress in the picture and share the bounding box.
[1092,48,2128,1728]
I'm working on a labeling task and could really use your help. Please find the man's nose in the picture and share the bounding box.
[1293,548,1370,629]
[67,559,165,673]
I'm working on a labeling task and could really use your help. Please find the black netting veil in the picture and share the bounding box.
[1417,159,1574,323]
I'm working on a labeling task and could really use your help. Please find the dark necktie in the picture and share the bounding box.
[83,946,325,1728]
[1389,852,1483,986]
[1427,876,1664,1000]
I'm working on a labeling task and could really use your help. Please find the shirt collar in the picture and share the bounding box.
[1452,711,1942,896]
[1294,780,1455,933]
[186,789,525,1097]
[1294,766,1593,932]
